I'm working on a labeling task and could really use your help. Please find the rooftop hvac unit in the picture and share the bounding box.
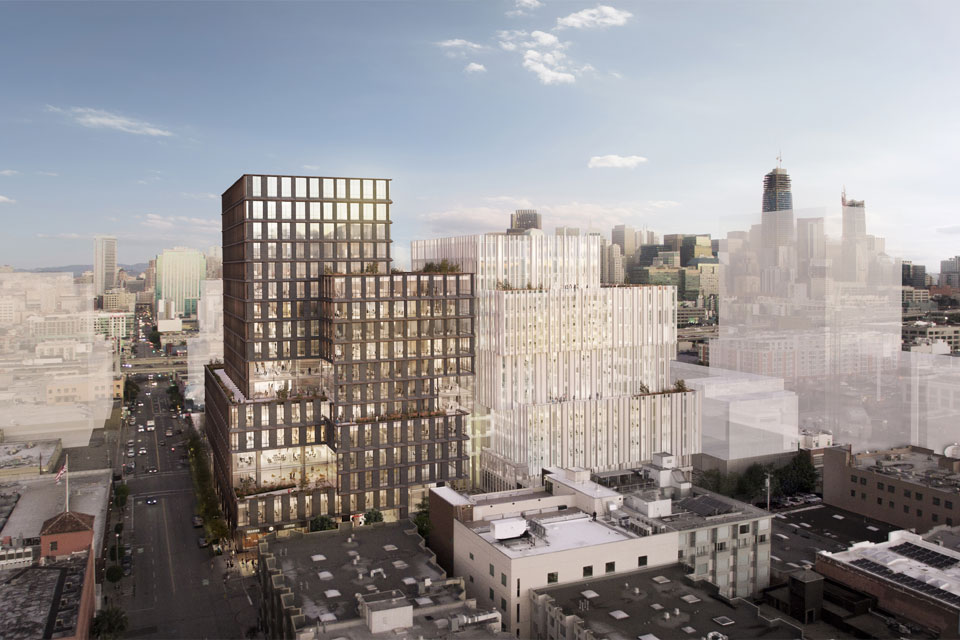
[491,518,527,540]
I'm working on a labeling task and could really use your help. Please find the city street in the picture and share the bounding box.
[112,374,258,639]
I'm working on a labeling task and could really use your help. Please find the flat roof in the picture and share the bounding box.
[849,446,960,493]
[824,530,960,608]
[0,552,89,639]
[0,440,59,471]
[625,487,770,533]
[533,563,802,639]
[467,509,632,559]
[259,523,448,628]
[771,504,899,572]
[0,469,110,555]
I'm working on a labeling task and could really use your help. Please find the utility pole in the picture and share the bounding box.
[765,473,771,511]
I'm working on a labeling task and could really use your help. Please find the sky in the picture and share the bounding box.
[0,0,958,271]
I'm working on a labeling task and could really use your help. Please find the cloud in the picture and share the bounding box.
[436,39,486,57]
[648,200,680,209]
[36,232,86,240]
[588,154,648,168]
[0,170,20,176]
[557,5,633,29]
[180,192,219,200]
[498,30,579,85]
[464,62,487,74]
[507,0,543,16]
[937,225,960,235]
[141,213,220,233]
[45,105,173,137]
[0,195,15,204]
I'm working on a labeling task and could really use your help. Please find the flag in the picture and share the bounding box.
[55,461,67,484]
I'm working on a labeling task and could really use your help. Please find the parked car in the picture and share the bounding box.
[197,537,210,548]
[138,447,147,455]
[126,450,135,458]
[145,496,158,505]
[192,515,203,528]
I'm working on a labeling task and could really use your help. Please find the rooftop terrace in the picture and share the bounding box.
[849,446,960,493]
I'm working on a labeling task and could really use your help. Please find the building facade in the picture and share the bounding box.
[413,227,700,491]
[205,174,475,547]
[93,235,117,297]
[155,246,206,317]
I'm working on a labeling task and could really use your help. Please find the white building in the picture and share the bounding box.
[430,458,771,638]
[155,247,206,318]
[413,229,700,490]
[186,279,224,408]
[93,236,117,297]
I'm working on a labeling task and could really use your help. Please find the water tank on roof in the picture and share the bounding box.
[944,444,960,459]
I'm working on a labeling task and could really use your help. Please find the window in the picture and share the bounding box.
[469,552,474,561]
[949,517,954,526]
[861,492,866,500]
[904,505,910,514]
[888,485,895,493]
[877,497,883,505]
[889,501,895,508]
[716,542,727,551]
[489,588,494,601]
[489,564,494,577]
[934,497,941,506]
[904,490,912,498]
[850,475,857,483]
[860,477,867,485]
[501,573,507,586]
[49,541,58,552]
[605,561,616,574]
[916,492,924,501]
[947,501,954,510]
[739,524,750,535]
[877,482,884,490]
[850,490,856,497]
[547,572,558,584]
[917,509,923,517]
[638,556,648,567]
[469,575,474,583]
[500,598,506,611]
[583,565,593,578]
[933,513,940,522]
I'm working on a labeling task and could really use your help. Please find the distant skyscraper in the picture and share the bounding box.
[611,224,637,260]
[507,209,541,234]
[93,236,117,297]
[841,189,866,241]
[155,247,206,317]
[761,163,794,250]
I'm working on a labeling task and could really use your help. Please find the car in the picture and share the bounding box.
[192,515,203,528]
[123,544,132,556]
[145,497,158,505]
[126,450,135,458]
[126,439,135,446]
[121,554,132,566]
[137,401,144,407]
[138,449,147,456]
[159,439,165,446]
[165,429,173,437]
[197,537,209,548]
[122,565,132,576]
[137,425,145,433]
[147,466,158,474]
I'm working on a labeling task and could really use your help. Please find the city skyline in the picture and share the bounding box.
[1,1,958,270]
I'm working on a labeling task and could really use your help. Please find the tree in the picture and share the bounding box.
[113,483,129,510]
[207,517,230,542]
[123,378,140,403]
[673,379,688,392]
[310,515,336,532]
[775,454,818,497]
[364,263,380,274]
[363,509,384,524]
[148,327,161,349]
[92,606,128,640]
[114,522,123,535]
[412,498,431,542]
[105,565,124,583]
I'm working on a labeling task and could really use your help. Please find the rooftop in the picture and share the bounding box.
[259,522,449,628]
[848,446,960,493]
[0,441,60,473]
[624,487,771,533]
[533,563,802,640]
[0,551,89,639]
[0,469,110,555]
[822,530,960,609]
[467,509,632,559]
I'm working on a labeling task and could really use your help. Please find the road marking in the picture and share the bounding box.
[160,496,177,595]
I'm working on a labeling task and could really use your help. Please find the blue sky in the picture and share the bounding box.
[0,0,957,270]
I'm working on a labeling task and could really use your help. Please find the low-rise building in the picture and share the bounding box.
[257,522,504,639]
[823,445,960,534]
[817,529,960,636]
[903,321,960,353]
[430,456,771,638]
[530,563,802,640]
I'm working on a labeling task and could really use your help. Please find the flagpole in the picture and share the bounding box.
[65,454,69,513]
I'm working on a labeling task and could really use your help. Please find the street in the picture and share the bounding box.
[112,373,258,639]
